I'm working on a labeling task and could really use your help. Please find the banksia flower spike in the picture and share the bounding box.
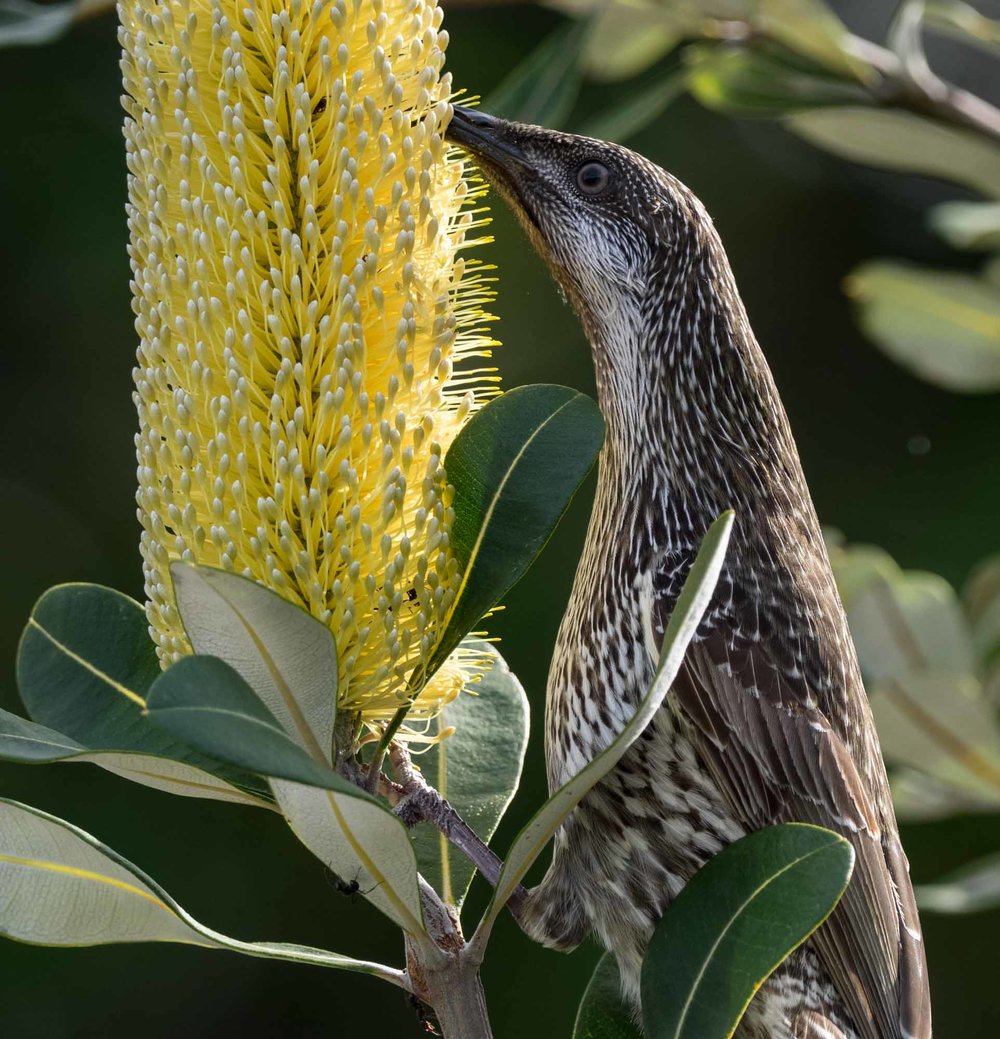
[121,0,495,731]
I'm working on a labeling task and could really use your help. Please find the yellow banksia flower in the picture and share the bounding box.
[120,0,496,728]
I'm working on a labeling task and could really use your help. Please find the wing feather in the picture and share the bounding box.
[653,564,930,1039]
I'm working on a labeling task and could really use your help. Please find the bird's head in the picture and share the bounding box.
[446,106,715,338]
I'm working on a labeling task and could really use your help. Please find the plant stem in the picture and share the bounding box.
[405,936,494,1039]
[427,961,493,1039]
[847,33,1000,144]
[388,742,529,919]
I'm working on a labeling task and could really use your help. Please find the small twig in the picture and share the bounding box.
[387,742,529,920]
[366,706,409,792]
[841,32,1000,144]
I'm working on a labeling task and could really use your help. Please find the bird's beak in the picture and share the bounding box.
[445,106,531,172]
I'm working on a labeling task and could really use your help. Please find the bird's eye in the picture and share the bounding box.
[576,161,611,196]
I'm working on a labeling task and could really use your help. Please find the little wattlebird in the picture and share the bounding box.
[445,108,931,1039]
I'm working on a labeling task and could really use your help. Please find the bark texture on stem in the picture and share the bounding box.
[405,937,494,1039]
[387,742,529,919]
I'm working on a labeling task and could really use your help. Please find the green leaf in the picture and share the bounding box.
[923,201,997,250]
[787,107,1000,197]
[826,537,899,609]
[578,68,687,143]
[145,656,357,794]
[0,798,404,985]
[485,19,588,128]
[640,824,854,1039]
[582,3,680,82]
[870,674,1000,802]
[842,556,975,681]
[14,583,269,805]
[753,0,862,78]
[0,707,270,809]
[430,385,604,676]
[687,43,868,117]
[410,640,529,908]
[891,766,1000,821]
[167,567,425,937]
[471,511,733,952]
[923,0,1000,55]
[915,850,1000,914]
[0,0,107,48]
[272,780,427,936]
[964,553,1000,664]
[573,954,643,1039]
[170,564,337,764]
[829,539,1000,811]
[845,261,1000,393]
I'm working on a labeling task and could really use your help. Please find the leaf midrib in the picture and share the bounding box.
[27,618,146,707]
[668,842,838,1039]
[446,394,579,629]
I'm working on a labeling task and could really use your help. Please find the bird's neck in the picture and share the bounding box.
[585,235,800,562]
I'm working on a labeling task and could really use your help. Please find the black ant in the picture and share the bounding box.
[324,867,379,898]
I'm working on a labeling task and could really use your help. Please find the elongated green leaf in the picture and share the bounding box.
[924,0,1000,55]
[410,640,529,908]
[0,707,270,809]
[687,43,867,116]
[844,559,975,681]
[0,710,86,761]
[471,511,733,952]
[641,824,854,1039]
[486,19,588,128]
[964,554,1000,663]
[829,538,1000,812]
[573,954,643,1039]
[170,564,337,764]
[891,766,1000,821]
[928,201,1000,250]
[14,584,269,805]
[0,0,108,48]
[915,850,1000,913]
[579,68,687,144]
[0,799,404,985]
[787,107,1000,197]
[431,385,603,677]
[870,674,1000,802]
[145,656,357,794]
[845,262,1000,393]
[167,568,425,936]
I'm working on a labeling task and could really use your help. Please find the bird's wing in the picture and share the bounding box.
[651,561,930,1039]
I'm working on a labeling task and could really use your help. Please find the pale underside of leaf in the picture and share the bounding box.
[0,798,404,984]
[271,779,426,937]
[168,568,424,936]
[171,564,336,762]
[787,107,1000,197]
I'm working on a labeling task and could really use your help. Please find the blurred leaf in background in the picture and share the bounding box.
[829,533,1000,837]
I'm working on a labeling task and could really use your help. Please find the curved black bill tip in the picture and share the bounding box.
[446,105,530,169]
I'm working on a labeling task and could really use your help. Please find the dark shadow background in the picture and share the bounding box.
[1,2,998,1035]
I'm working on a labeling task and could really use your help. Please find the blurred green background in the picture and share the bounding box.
[2,1,999,1035]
